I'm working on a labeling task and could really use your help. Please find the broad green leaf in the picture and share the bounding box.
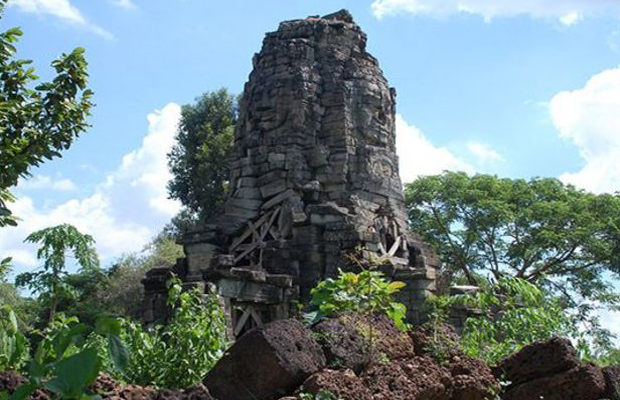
[45,347,101,398]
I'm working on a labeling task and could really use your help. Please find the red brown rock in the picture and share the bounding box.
[361,355,452,400]
[502,363,606,400]
[448,355,499,400]
[493,337,579,385]
[409,322,461,359]
[312,312,414,373]
[602,366,620,400]
[301,369,372,400]
[203,319,326,400]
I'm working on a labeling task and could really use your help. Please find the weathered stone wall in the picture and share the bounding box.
[143,9,440,335]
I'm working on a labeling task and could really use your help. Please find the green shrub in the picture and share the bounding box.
[309,269,408,330]
[432,277,575,365]
[9,313,109,400]
[0,305,29,371]
[107,278,227,388]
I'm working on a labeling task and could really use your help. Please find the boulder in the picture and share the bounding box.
[448,355,499,400]
[493,337,579,385]
[203,319,326,400]
[312,312,413,373]
[603,366,620,400]
[502,363,606,400]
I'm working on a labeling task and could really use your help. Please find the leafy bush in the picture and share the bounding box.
[9,313,118,400]
[432,277,575,365]
[0,305,29,371]
[310,269,408,330]
[105,278,227,388]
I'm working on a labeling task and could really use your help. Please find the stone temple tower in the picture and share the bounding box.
[142,10,440,338]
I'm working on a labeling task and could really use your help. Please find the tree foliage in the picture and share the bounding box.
[89,232,183,320]
[167,89,237,223]
[0,0,93,228]
[406,172,620,308]
[456,278,574,364]
[16,224,99,324]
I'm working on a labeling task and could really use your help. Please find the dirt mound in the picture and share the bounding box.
[1,371,214,400]
[409,322,461,360]
[448,355,499,400]
[362,355,452,400]
[0,371,50,400]
[300,369,372,400]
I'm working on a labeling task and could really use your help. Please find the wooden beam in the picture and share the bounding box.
[388,236,402,257]
[234,306,252,336]
[378,242,387,256]
[249,306,263,327]
[229,213,269,251]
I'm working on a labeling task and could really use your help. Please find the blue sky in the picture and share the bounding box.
[2,0,620,333]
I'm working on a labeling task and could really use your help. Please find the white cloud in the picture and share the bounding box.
[550,66,620,194]
[9,0,113,39]
[467,141,504,164]
[371,0,620,25]
[109,0,137,10]
[0,103,182,274]
[559,11,581,26]
[396,114,473,183]
[17,175,76,192]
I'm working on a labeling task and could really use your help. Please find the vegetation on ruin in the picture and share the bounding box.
[428,277,576,365]
[109,277,227,388]
[309,268,408,331]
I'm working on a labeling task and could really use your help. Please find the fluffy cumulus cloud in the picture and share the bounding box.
[467,141,504,164]
[17,175,76,192]
[371,0,620,25]
[395,114,473,183]
[109,0,137,11]
[0,103,182,274]
[550,66,620,194]
[550,68,620,341]
[9,0,113,39]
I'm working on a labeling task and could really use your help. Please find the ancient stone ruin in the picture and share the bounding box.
[143,9,440,338]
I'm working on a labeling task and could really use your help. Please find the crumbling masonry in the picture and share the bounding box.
[142,10,440,338]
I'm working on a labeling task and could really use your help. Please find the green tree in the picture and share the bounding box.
[405,172,620,309]
[16,224,99,325]
[0,0,93,226]
[458,278,574,364]
[167,89,237,224]
[90,231,183,319]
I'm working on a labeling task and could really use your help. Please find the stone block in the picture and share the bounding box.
[260,179,287,198]
[493,337,580,385]
[203,319,325,400]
